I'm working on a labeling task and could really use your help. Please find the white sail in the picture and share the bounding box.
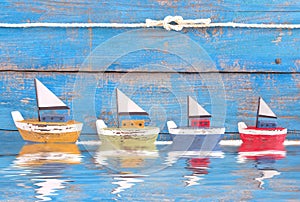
[35,78,69,110]
[116,89,148,115]
[188,96,211,118]
[258,97,277,118]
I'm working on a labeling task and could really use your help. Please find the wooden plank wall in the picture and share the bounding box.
[0,1,299,134]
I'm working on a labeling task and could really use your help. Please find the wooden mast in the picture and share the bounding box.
[116,88,120,128]
[256,97,261,128]
[187,96,190,127]
[34,79,41,121]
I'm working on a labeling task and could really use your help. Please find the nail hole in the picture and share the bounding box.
[275,58,281,64]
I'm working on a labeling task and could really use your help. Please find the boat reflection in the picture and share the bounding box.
[94,136,159,195]
[237,141,286,189]
[13,143,82,201]
[184,157,210,187]
[165,134,224,166]
[237,141,286,163]
[165,138,224,187]
[15,143,81,167]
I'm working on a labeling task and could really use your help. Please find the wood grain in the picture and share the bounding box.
[0,1,299,136]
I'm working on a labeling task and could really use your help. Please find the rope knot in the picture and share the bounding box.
[146,15,212,31]
[163,16,184,31]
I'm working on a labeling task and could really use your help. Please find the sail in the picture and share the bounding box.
[258,97,277,118]
[116,89,148,116]
[188,96,211,118]
[35,78,69,110]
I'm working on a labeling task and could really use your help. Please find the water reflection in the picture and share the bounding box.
[165,134,224,166]
[33,178,69,201]
[184,158,210,187]
[237,141,286,163]
[94,136,159,195]
[165,136,224,187]
[111,173,146,195]
[12,143,82,201]
[15,143,81,167]
[237,141,286,189]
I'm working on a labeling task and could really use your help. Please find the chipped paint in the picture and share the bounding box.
[14,119,82,143]
[0,1,299,134]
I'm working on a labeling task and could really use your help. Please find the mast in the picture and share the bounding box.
[256,97,261,128]
[34,79,41,121]
[116,88,120,128]
[187,96,190,127]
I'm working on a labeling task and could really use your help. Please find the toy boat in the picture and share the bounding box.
[96,88,159,143]
[11,78,83,143]
[238,97,287,143]
[167,96,225,151]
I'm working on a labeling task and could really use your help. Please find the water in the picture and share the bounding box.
[0,131,300,201]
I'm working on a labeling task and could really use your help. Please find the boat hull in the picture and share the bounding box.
[97,127,159,145]
[167,121,225,151]
[170,133,224,151]
[239,133,287,143]
[168,127,225,136]
[238,122,287,144]
[15,120,83,143]
[98,133,158,146]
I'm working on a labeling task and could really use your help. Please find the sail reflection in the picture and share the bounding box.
[33,178,68,201]
[94,136,159,195]
[254,169,281,189]
[237,141,286,189]
[13,143,82,201]
[111,173,146,195]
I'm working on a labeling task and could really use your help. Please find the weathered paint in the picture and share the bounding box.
[16,125,82,143]
[121,120,145,128]
[0,28,298,72]
[12,111,83,143]
[98,133,158,147]
[0,1,299,136]
[238,122,287,143]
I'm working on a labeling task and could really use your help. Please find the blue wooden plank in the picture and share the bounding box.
[0,1,299,23]
[0,28,299,72]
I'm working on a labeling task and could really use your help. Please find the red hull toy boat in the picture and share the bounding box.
[238,97,287,143]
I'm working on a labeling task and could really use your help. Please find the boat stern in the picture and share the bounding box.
[11,111,24,127]
[238,122,247,133]
[96,119,108,134]
[167,120,177,132]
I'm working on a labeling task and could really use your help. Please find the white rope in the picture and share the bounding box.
[0,15,299,31]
